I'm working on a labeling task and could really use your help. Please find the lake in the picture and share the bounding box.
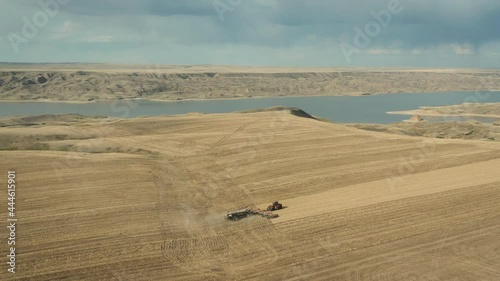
[1,91,499,124]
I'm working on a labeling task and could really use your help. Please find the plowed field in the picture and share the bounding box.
[1,110,499,280]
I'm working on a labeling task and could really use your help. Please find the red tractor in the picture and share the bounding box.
[266,201,283,211]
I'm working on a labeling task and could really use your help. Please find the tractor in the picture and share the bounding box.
[225,201,283,221]
[266,201,283,211]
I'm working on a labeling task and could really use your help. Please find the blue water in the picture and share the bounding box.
[1,91,499,124]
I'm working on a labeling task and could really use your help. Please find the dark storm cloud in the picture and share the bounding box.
[146,0,215,17]
[41,0,215,17]
[268,0,385,26]
[11,0,499,49]
[1,0,499,67]
[266,0,500,48]
[389,1,500,48]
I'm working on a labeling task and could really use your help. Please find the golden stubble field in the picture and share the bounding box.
[0,109,499,280]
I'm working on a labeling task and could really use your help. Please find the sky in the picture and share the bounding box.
[0,0,499,68]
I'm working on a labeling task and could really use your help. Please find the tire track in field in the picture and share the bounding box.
[211,121,252,148]
[268,184,500,281]
[152,154,283,278]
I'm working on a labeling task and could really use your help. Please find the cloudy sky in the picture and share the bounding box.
[0,0,499,67]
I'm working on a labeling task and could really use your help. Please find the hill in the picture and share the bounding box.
[0,109,499,280]
[1,64,499,102]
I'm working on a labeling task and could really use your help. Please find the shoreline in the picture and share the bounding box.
[387,110,500,119]
[0,99,97,104]
[0,90,497,104]
[2,64,499,73]
[2,66,498,104]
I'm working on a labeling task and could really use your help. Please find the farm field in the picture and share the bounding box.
[1,109,499,280]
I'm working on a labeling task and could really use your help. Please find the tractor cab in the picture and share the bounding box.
[266,201,283,211]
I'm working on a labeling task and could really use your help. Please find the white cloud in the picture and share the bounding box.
[61,21,76,34]
[49,21,78,40]
[452,44,474,55]
[366,49,402,55]
[81,36,114,43]
[411,48,423,55]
